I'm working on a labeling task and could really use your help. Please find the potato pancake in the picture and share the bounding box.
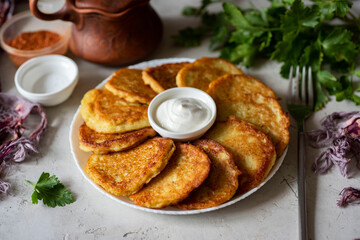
[105,68,157,104]
[85,137,175,196]
[210,92,290,157]
[80,89,150,133]
[204,116,276,194]
[142,62,189,93]
[79,123,157,154]
[207,74,277,99]
[129,143,211,209]
[176,57,243,92]
[177,139,241,210]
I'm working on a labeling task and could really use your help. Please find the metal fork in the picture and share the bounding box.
[287,65,314,240]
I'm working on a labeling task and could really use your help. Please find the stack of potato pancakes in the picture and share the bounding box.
[79,57,290,210]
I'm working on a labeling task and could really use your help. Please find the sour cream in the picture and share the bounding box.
[155,97,212,132]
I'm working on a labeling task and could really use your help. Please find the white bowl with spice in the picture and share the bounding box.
[15,54,78,107]
[0,11,71,67]
[148,87,217,141]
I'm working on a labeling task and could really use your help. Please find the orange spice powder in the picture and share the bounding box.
[7,30,61,50]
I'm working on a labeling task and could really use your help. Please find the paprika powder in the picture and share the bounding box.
[5,30,67,67]
[8,30,61,50]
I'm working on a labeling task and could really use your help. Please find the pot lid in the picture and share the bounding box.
[74,0,148,13]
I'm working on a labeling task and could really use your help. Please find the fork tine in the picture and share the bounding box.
[307,66,313,109]
[288,65,294,103]
[301,66,306,103]
[294,65,300,104]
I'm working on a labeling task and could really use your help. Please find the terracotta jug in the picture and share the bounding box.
[29,0,163,66]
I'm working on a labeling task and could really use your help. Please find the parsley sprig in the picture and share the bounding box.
[172,0,360,110]
[26,172,75,208]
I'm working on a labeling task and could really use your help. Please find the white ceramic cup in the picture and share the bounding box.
[15,54,78,106]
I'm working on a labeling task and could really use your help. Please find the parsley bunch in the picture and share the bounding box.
[26,172,75,208]
[172,0,360,110]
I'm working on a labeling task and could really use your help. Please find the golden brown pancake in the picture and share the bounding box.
[79,123,157,154]
[85,137,175,196]
[207,74,277,99]
[176,57,243,92]
[142,62,190,93]
[177,139,241,210]
[204,116,276,194]
[105,68,157,104]
[129,142,211,209]
[80,88,150,133]
[210,92,289,157]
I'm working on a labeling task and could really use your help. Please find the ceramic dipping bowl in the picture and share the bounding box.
[15,54,78,107]
[148,87,217,141]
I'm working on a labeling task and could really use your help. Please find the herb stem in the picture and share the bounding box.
[347,11,360,29]
[25,180,34,186]
[241,26,282,32]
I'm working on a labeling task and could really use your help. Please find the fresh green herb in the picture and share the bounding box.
[173,0,360,110]
[25,172,75,208]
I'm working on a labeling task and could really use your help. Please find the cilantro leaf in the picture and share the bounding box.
[355,70,360,78]
[270,0,291,8]
[209,25,228,50]
[222,2,248,28]
[315,80,329,111]
[26,172,75,208]
[282,0,319,31]
[222,2,273,66]
[271,0,319,62]
[220,42,258,67]
[321,28,358,63]
[334,76,360,105]
[333,1,353,17]
[223,2,268,45]
[317,70,342,94]
[312,0,353,20]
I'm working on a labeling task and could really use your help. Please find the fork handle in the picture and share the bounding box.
[298,130,308,240]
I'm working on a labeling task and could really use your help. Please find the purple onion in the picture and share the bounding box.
[0,93,47,194]
[0,161,10,193]
[0,0,14,27]
[307,111,360,178]
[337,187,360,207]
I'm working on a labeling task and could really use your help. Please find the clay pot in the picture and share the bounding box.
[29,0,163,66]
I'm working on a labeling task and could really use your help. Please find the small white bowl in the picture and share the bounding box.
[15,54,78,106]
[148,87,217,141]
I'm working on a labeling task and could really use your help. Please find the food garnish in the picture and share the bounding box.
[337,187,360,207]
[173,0,360,110]
[7,30,61,51]
[0,0,14,28]
[25,172,75,207]
[307,111,360,177]
[0,93,47,194]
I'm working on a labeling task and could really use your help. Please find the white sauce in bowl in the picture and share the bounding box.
[155,97,211,132]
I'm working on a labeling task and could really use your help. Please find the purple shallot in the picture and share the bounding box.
[0,93,47,194]
[337,187,360,207]
[0,0,14,27]
[307,111,360,178]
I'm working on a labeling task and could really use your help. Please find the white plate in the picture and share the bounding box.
[69,58,288,215]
